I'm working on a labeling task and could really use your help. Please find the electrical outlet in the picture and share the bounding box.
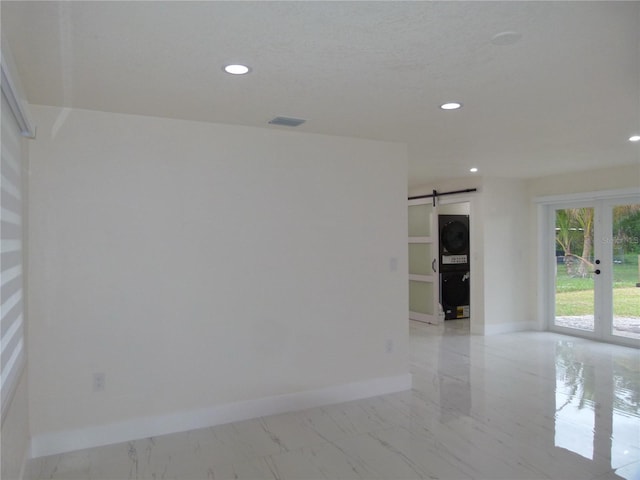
[93,372,106,392]
[385,339,394,354]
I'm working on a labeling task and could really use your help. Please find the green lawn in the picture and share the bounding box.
[555,287,639,317]
[555,259,640,317]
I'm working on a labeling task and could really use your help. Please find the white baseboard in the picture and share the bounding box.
[409,311,440,324]
[30,373,412,458]
[483,321,538,336]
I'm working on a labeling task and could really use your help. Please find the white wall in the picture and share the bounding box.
[438,203,470,215]
[408,176,482,199]
[480,177,532,334]
[1,373,30,479]
[527,164,640,198]
[27,106,409,455]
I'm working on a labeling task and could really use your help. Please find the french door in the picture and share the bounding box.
[546,195,640,346]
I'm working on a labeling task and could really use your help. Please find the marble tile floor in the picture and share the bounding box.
[28,320,640,480]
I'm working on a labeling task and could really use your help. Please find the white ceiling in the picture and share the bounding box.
[2,1,639,188]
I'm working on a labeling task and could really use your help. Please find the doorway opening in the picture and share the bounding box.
[408,197,471,334]
[439,203,470,323]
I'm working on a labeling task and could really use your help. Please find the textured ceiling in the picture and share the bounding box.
[2,1,639,188]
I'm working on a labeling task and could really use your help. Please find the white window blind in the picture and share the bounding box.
[1,91,26,420]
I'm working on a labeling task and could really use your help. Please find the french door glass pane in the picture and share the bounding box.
[611,203,640,340]
[554,207,595,332]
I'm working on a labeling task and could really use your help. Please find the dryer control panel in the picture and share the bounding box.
[442,254,468,265]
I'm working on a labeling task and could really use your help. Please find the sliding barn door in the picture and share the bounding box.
[408,198,439,323]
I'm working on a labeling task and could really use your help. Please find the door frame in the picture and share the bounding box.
[437,198,472,321]
[408,195,474,325]
[536,188,640,347]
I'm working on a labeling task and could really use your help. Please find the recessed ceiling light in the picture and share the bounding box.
[440,102,462,110]
[223,64,251,75]
[629,135,640,142]
[491,31,523,46]
[469,167,478,173]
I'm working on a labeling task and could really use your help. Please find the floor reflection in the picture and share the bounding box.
[438,320,472,423]
[414,319,639,479]
[555,339,640,476]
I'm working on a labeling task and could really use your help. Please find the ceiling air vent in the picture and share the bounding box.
[268,116,306,127]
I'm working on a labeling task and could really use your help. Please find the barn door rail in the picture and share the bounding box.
[408,188,477,206]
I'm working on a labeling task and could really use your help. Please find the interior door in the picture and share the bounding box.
[550,197,640,346]
[408,198,439,323]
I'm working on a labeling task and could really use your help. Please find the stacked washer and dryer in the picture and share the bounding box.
[438,215,470,320]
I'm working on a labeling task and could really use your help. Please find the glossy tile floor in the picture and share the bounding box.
[28,320,640,480]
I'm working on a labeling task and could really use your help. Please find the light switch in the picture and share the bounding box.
[390,257,398,272]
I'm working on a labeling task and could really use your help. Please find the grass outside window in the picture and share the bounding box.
[555,260,639,317]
